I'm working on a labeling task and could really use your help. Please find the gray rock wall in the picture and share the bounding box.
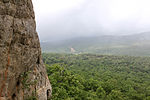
[0,0,52,100]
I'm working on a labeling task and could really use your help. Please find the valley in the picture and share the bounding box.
[43,53,150,100]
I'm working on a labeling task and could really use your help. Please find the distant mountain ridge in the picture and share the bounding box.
[41,32,150,56]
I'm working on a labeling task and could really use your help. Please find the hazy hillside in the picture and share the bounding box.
[41,32,150,56]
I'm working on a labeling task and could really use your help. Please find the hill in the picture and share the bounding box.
[41,32,150,56]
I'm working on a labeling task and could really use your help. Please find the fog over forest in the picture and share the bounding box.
[33,0,150,41]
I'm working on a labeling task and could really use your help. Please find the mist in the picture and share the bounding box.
[33,0,150,41]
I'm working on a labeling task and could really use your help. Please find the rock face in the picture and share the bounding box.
[0,0,52,100]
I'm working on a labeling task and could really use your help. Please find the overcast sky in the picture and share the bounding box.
[32,0,150,41]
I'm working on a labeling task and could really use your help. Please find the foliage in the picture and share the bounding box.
[25,91,37,100]
[43,53,150,100]
[21,71,38,100]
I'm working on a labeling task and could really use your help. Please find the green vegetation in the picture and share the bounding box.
[43,53,150,100]
[20,71,38,100]
[25,92,37,100]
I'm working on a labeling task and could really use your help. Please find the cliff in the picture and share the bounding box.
[0,0,52,100]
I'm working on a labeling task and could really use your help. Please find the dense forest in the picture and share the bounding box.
[43,53,150,100]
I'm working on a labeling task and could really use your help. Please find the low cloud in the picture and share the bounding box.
[33,0,150,41]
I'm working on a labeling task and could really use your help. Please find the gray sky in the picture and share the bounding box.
[32,0,150,41]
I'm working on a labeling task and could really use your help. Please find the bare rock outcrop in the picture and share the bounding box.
[0,0,52,100]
